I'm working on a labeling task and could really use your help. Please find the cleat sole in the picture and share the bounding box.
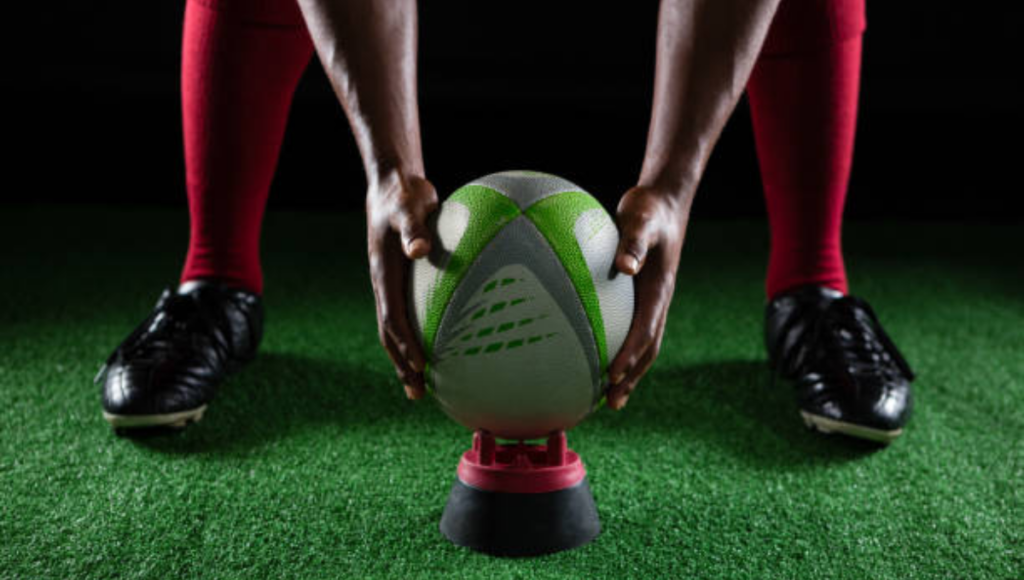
[103,405,207,429]
[800,411,902,444]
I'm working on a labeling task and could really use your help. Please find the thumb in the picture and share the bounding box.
[399,215,432,259]
[615,212,658,276]
[395,178,438,260]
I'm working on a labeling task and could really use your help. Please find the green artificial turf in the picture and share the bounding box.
[1,206,1021,579]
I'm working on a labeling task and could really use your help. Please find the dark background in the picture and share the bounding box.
[5,1,1020,219]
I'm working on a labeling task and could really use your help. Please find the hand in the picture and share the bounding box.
[366,170,438,400]
[606,185,691,410]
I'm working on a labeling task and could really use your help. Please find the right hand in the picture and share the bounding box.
[366,170,439,400]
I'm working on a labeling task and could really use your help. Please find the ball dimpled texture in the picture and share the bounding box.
[410,171,634,439]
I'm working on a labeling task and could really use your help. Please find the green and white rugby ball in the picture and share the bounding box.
[410,171,634,439]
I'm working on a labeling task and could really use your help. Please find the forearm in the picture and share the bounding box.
[640,0,780,203]
[297,0,423,186]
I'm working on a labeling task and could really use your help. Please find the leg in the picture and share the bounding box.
[180,0,314,294]
[748,0,865,299]
[98,0,313,430]
[753,1,914,443]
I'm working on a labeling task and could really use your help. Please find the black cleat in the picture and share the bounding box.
[765,286,914,444]
[96,281,263,430]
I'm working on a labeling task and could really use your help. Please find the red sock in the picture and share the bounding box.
[180,0,313,294]
[747,0,866,299]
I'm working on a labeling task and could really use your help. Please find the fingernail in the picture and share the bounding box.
[612,395,629,411]
[404,385,422,400]
[407,238,429,256]
[624,255,639,274]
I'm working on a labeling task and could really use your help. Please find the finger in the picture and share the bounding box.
[393,177,439,259]
[607,376,638,411]
[382,330,425,400]
[615,199,660,276]
[373,274,424,396]
[376,232,428,374]
[399,215,431,259]
[607,330,658,410]
[606,356,646,410]
[607,256,670,386]
[606,242,679,401]
[606,311,665,410]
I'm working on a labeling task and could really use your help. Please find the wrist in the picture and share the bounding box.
[634,179,696,225]
[365,156,425,193]
[637,157,700,203]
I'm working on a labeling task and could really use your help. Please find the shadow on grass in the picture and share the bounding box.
[131,354,882,469]
[128,351,420,457]
[589,359,884,471]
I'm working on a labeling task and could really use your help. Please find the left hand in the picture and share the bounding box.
[606,184,691,410]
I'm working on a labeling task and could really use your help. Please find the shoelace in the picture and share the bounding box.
[806,297,915,390]
[94,289,234,384]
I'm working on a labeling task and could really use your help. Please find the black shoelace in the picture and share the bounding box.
[94,289,233,383]
[804,297,915,391]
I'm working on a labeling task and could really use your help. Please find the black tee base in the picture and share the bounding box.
[439,477,601,557]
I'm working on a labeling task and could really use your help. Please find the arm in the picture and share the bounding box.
[607,0,781,409]
[297,0,436,399]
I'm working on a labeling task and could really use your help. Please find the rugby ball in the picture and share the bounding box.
[410,171,634,440]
